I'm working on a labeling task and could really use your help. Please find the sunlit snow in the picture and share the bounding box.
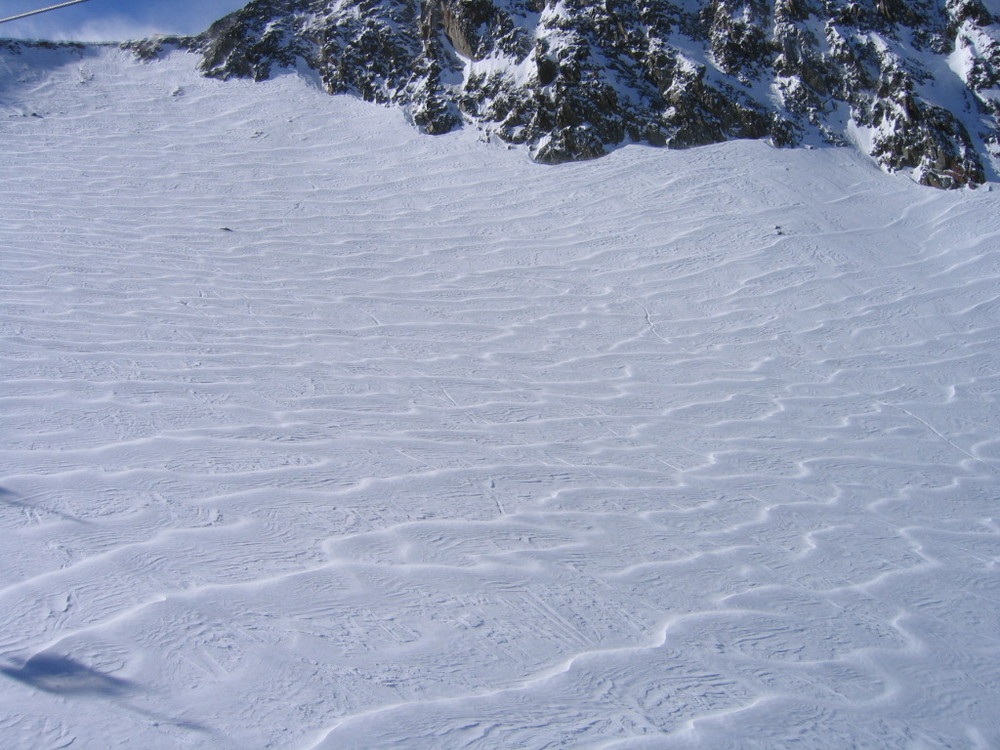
[2,44,999,749]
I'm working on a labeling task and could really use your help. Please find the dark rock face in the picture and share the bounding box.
[148,0,1000,186]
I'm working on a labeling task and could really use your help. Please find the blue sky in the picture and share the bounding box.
[1,0,246,41]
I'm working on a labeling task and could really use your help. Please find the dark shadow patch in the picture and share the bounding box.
[1,652,213,733]
[1,653,134,696]
[0,487,90,524]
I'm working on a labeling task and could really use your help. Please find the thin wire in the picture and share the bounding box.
[0,0,93,25]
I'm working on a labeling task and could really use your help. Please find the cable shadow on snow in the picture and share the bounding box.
[0,486,91,524]
[1,653,211,733]
[1,653,134,696]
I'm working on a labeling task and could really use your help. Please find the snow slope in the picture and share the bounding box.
[1,44,999,749]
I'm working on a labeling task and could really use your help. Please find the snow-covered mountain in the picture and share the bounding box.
[123,0,1000,188]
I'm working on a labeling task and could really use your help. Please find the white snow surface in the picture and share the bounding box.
[2,45,1000,750]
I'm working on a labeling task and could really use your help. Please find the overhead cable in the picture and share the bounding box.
[0,0,94,25]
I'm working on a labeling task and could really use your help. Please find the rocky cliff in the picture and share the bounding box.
[135,0,1000,187]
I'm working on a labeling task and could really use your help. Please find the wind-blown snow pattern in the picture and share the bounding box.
[2,43,1000,749]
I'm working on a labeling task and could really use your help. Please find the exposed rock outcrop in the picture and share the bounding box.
[134,0,1000,187]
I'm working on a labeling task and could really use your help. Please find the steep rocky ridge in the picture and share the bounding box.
[131,0,999,187]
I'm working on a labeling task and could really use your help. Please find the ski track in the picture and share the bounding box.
[1,46,999,749]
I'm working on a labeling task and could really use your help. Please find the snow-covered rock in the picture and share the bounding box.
[125,0,1000,187]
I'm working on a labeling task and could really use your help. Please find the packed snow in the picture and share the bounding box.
[1,44,999,749]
